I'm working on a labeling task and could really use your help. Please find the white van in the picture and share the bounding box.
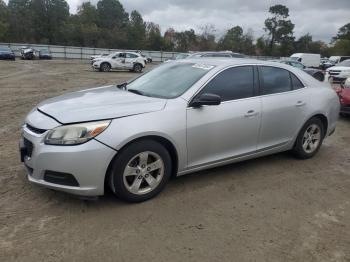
[329,56,350,65]
[290,53,321,68]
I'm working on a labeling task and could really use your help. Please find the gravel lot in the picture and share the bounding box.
[0,60,349,262]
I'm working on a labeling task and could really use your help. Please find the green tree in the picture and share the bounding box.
[329,23,350,56]
[30,0,70,44]
[198,24,217,51]
[264,4,295,56]
[256,36,268,55]
[127,10,146,49]
[145,22,163,50]
[333,23,350,41]
[218,26,255,55]
[163,27,176,51]
[218,26,243,51]
[75,2,100,47]
[97,0,128,29]
[0,0,9,41]
[7,0,33,42]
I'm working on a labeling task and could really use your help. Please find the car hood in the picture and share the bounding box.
[37,85,167,124]
[327,66,350,71]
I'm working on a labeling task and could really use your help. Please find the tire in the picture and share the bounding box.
[100,62,111,72]
[133,63,143,73]
[292,117,325,159]
[109,140,172,202]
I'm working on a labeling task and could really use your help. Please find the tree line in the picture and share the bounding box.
[0,0,349,56]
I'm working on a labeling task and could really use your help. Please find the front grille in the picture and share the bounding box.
[23,138,33,157]
[329,70,341,76]
[26,124,47,134]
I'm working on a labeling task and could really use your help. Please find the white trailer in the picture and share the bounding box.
[290,53,321,68]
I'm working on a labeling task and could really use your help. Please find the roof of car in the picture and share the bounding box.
[177,57,276,66]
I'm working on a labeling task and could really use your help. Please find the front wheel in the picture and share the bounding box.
[109,140,172,202]
[100,62,111,72]
[293,117,324,159]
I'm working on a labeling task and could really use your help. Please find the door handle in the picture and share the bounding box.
[295,101,306,107]
[244,110,258,117]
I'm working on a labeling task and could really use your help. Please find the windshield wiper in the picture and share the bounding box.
[128,89,146,96]
[116,82,128,90]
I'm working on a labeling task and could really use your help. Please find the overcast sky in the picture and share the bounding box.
[7,0,350,42]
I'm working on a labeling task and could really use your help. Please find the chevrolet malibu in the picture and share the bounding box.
[20,59,340,202]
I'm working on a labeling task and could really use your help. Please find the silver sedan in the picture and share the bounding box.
[20,59,340,202]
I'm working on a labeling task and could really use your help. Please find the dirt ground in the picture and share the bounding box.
[0,59,349,262]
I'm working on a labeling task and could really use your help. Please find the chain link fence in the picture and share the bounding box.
[0,42,283,62]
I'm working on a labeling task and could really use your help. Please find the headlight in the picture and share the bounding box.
[44,120,111,145]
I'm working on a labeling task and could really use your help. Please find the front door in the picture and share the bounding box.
[186,66,261,168]
[111,53,126,69]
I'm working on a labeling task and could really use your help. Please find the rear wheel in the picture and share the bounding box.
[100,62,111,72]
[109,140,172,202]
[293,117,324,159]
[133,63,143,73]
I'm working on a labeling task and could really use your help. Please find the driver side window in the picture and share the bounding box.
[197,66,255,102]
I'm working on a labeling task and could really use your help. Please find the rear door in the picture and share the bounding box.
[125,53,138,69]
[186,66,262,168]
[257,66,308,150]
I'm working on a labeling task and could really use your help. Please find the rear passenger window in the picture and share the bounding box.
[290,73,304,89]
[260,66,292,95]
[198,66,254,101]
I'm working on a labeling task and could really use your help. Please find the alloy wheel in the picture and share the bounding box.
[122,151,164,195]
[302,124,321,154]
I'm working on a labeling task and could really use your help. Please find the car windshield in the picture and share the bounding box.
[40,49,50,54]
[338,60,350,67]
[290,57,298,61]
[126,62,214,99]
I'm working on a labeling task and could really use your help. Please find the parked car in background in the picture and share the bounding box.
[175,53,190,60]
[329,56,350,65]
[271,59,325,81]
[92,51,145,72]
[38,49,52,60]
[141,54,152,63]
[320,58,333,70]
[290,53,320,68]
[326,59,350,83]
[0,47,16,60]
[20,47,36,60]
[187,51,245,58]
[90,53,109,61]
[336,77,350,116]
[20,58,339,202]
[165,53,190,62]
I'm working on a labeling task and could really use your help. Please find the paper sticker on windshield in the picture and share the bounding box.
[192,64,214,70]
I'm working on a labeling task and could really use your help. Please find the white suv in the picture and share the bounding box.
[92,52,145,73]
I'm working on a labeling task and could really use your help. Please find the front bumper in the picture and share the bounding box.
[92,63,100,69]
[20,125,116,196]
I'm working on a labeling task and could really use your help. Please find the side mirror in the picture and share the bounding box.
[190,93,221,108]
